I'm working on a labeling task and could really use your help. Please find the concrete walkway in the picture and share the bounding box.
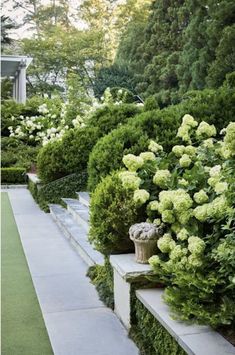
[7,189,139,355]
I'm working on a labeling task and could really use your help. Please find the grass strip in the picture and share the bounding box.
[1,192,53,355]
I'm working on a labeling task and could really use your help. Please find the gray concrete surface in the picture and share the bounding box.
[7,189,139,355]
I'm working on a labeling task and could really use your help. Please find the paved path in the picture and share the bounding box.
[7,188,139,355]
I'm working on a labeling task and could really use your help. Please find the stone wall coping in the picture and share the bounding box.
[1,184,27,189]
[27,173,41,184]
[110,254,154,281]
[136,289,235,355]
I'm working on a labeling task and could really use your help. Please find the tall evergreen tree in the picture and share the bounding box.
[206,0,235,87]
[130,0,190,103]
[177,1,210,93]
[178,0,235,93]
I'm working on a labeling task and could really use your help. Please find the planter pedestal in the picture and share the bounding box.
[133,240,157,264]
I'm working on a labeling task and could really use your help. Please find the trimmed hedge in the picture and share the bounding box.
[28,172,87,212]
[88,87,235,190]
[87,104,140,135]
[37,127,99,183]
[130,299,186,355]
[1,168,26,184]
[89,172,146,255]
[37,104,140,184]
[1,137,39,169]
[88,108,182,190]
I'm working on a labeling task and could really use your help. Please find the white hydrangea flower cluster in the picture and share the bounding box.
[202,138,214,148]
[148,140,163,153]
[119,171,141,190]
[172,145,185,157]
[139,152,156,162]
[188,236,205,254]
[207,165,228,195]
[122,154,144,172]
[177,114,198,142]
[121,116,233,275]
[72,115,86,128]
[193,190,208,204]
[196,121,216,139]
[133,189,150,205]
[153,169,171,188]
[194,195,228,222]
[150,189,193,225]
[177,228,189,241]
[172,145,197,158]
[157,233,176,253]
[178,178,189,187]
[179,154,192,168]
[8,103,71,146]
[223,122,235,157]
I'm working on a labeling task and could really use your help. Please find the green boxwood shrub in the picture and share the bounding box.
[88,87,235,191]
[37,139,67,183]
[1,137,39,169]
[88,109,182,190]
[89,172,146,255]
[130,299,186,355]
[29,172,87,212]
[87,104,140,135]
[37,104,140,184]
[1,168,26,184]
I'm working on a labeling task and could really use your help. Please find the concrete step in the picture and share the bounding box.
[62,198,89,232]
[77,191,90,208]
[50,204,104,267]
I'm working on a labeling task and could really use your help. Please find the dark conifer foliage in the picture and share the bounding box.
[114,0,235,104]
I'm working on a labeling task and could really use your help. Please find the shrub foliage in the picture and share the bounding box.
[89,172,146,255]
[119,115,235,327]
[88,87,235,191]
[1,168,26,184]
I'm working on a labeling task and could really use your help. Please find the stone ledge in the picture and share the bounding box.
[27,173,41,184]
[110,254,154,282]
[136,289,235,355]
[1,184,27,189]
[77,191,90,207]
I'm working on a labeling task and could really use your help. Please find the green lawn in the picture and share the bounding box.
[1,192,53,355]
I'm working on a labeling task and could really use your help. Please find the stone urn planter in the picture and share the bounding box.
[129,222,160,264]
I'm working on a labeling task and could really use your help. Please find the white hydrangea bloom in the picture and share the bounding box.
[123,154,144,172]
[133,189,150,205]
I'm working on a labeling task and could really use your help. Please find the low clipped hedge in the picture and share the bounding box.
[87,257,114,309]
[88,87,235,191]
[89,172,146,255]
[130,299,186,355]
[29,172,87,212]
[37,104,140,184]
[1,168,26,184]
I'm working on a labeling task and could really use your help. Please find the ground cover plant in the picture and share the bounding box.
[130,299,186,355]
[118,115,235,328]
